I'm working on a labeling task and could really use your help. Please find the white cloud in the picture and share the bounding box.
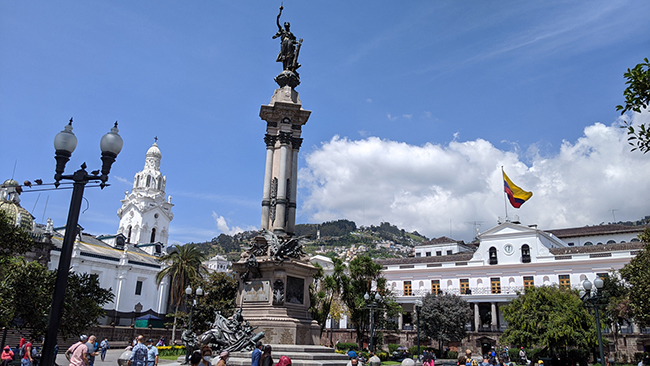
[387,114,398,121]
[366,98,373,104]
[211,212,255,235]
[403,114,413,120]
[423,111,432,118]
[113,176,132,186]
[298,113,650,242]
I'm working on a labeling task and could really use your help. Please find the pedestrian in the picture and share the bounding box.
[2,346,14,366]
[199,346,213,366]
[20,338,34,366]
[458,355,467,366]
[260,346,273,366]
[276,356,291,366]
[145,339,158,366]
[519,348,526,365]
[65,335,89,366]
[86,336,99,366]
[128,336,148,366]
[252,341,263,366]
[190,352,202,366]
[481,357,491,366]
[99,338,109,362]
[215,351,228,366]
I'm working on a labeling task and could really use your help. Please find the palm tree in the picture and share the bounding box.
[156,244,206,343]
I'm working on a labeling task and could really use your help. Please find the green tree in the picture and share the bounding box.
[156,244,206,342]
[0,259,113,339]
[617,58,650,153]
[0,210,34,264]
[619,228,650,327]
[501,285,596,354]
[309,257,345,336]
[188,271,239,333]
[418,293,472,351]
[601,271,631,356]
[340,255,402,349]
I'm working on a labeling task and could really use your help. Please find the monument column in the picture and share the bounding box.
[259,89,311,236]
[261,134,277,230]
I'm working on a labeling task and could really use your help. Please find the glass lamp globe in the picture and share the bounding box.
[196,286,204,296]
[54,121,78,153]
[185,285,192,295]
[582,279,592,291]
[375,292,381,301]
[414,299,423,307]
[594,277,604,289]
[100,122,124,155]
[364,292,370,301]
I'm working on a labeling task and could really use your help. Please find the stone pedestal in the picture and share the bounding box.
[232,257,320,345]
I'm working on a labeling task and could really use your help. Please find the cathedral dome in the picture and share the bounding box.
[3,179,19,187]
[0,179,34,229]
[146,142,162,158]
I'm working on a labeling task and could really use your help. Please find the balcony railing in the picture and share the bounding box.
[393,286,527,297]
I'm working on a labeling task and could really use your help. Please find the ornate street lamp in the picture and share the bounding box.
[581,277,605,366]
[415,298,423,361]
[364,292,382,353]
[183,285,203,364]
[41,119,123,366]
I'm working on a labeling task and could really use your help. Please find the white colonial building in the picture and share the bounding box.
[204,254,231,273]
[377,219,647,356]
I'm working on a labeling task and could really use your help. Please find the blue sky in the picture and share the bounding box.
[2,1,650,244]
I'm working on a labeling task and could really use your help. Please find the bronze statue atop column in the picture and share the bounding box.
[272,5,303,88]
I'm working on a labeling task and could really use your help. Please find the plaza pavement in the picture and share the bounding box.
[54,349,182,366]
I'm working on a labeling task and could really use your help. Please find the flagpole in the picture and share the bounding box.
[502,166,508,220]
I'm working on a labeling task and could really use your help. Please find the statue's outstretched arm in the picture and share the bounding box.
[275,5,283,31]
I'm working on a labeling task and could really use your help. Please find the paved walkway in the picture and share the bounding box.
[55,349,181,366]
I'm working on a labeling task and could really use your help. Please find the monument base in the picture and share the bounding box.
[233,256,320,345]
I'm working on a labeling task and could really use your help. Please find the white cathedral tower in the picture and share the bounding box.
[116,140,174,255]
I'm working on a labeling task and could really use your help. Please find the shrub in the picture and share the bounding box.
[158,345,186,357]
[448,351,458,360]
[376,351,389,361]
[388,344,400,354]
[336,342,359,352]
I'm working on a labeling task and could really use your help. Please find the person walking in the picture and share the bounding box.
[260,346,273,366]
[252,341,263,366]
[20,338,34,366]
[99,339,109,362]
[66,336,89,366]
[128,336,148,366]
[86,336,99,366]
[146,339,158,366]
[1,346,14,366]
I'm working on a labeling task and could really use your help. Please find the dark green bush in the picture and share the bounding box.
[336,342,359,351]
[376,351,389,361]
[448,351,458,360]
[388,344,400,354]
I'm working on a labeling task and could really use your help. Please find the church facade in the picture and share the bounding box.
[0,141,175,326]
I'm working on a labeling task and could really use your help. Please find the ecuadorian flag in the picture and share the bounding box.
[503,170,532,208]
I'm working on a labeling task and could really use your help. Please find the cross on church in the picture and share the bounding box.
[154,136,158,143]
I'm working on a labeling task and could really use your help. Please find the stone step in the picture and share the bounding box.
[228,345,348,366]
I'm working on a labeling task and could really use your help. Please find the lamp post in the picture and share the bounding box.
[183,285,203,364]
[415,298,423,361]
[41,119,123,366]
[580,277,605,366]
[364,292,382,353]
